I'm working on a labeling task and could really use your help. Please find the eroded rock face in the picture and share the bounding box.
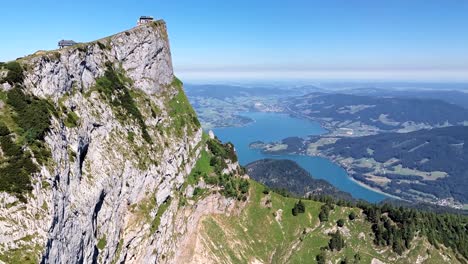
[24,23,173,100]
[0,21,211,263]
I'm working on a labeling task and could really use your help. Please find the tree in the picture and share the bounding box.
[349,211,357,221]
[319,204,331,222]
[292,206,298,216]
[337,219,345,227]
[239,179,250,194]
[328,231,345,251]
[318,210,327,222]
[365,207,380,223]
[316,251,326,264]
[292,200,306,216]
[372,223,386,246]
[393,238,405,255]
[297,200,305,213]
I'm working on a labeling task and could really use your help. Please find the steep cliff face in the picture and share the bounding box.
[0,21,233,263]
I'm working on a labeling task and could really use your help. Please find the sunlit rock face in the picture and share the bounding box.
[0,21,217,263]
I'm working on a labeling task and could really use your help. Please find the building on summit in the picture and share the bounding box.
[58,40,78,49]
[138,16,154,26]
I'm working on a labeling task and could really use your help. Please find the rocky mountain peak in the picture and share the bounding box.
[0,20,243,263]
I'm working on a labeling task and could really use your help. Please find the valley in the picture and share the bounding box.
[187,84,468,210]
[212,111,389,202]
[252,126,468,209]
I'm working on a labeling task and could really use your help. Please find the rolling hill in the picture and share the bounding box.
[246,159,354,201]
[316,126,468,204]
[283,93,468,134]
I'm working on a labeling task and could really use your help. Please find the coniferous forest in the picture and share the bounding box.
[310,195,468,261]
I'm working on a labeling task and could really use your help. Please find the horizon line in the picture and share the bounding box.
[176,69,468,83]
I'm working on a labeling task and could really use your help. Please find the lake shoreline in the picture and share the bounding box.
[259,148,399,202]
[239,111,401,202]
[347,175,402,201]
[213,111,389,203]
[313,153,403,201]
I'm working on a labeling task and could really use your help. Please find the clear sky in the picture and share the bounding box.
[1,0,468,82]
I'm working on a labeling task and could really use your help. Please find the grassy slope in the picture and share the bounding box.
[198,181,463,264]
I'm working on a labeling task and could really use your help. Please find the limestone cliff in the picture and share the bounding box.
[0,20,241,263]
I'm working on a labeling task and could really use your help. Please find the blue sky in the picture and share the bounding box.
[1,0,468,81]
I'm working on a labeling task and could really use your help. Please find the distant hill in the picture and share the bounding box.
[185,84,293,99]
[185,84,326,99]
[319,126,468,203]
[283,93,468,132]
[246,159,354,201]
[347,89,468,109]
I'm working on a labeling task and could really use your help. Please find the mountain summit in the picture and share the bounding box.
[0,20,228,263]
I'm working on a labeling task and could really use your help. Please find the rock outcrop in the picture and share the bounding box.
[0,20,233,264]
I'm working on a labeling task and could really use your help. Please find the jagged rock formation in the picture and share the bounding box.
[0,20,241,263]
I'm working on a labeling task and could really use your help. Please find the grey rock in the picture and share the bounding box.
[0,21,212,264]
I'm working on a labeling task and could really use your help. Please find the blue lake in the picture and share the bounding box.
[213,112,388,203]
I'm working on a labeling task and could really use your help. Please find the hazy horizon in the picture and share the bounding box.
[183,79,468,91]
[177,69,468,83]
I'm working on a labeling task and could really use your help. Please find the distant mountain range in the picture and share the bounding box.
[346,89,468,109]
[185,84,293,99]
[283,92,468,133]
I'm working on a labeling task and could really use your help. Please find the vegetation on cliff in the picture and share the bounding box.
[0,63,55,199]
[1,61,24,85]
[183,135,248,202]
[167,77,200,137]
[0,121,35,198]
[94,63,152,143]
